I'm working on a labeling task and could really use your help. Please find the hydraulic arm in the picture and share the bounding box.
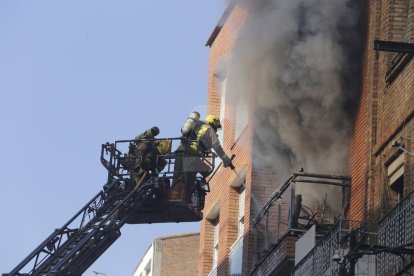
[4,176,160,276]
[4,137,215,276]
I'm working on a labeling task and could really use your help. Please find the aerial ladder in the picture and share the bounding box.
[3,137,215,276]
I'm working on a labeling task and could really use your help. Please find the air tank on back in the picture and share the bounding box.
[181,111,200,137]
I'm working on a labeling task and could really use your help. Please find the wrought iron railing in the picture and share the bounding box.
[293,220,349,276]
[377,191,414,275]
[292,220,377,276]
[251,172,350,267]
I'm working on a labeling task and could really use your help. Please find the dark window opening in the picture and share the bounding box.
[390,175,404,202]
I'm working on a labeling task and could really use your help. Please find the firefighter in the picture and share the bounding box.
[131,139,172,189]
[130,126,159,171]
[127,127,159,186]
[147,139,171,174]
[171,114,233,201]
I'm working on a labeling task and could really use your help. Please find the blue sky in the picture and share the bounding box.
[0,1,224,275]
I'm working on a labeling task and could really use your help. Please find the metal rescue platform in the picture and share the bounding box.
[4,137,215,276]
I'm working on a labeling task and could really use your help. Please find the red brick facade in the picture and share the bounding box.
[201,3,283,275]
[201,0,413,275]
[200,3,249,276]
[349,0,414,222]
[160,233,200,276]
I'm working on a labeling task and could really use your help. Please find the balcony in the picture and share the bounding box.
[251,172,351,275]
[377,191,414,275]
[293,193,414,276]
[292,220,376,276]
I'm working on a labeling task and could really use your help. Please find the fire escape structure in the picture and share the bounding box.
[3,137,215,276]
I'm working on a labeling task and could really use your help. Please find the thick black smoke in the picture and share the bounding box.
[225,0,365,209]
[227,0,365,176]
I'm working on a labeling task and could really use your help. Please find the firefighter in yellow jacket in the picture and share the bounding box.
[172,114,233,201]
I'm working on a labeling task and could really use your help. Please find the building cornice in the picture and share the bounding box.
[206,0,237,47]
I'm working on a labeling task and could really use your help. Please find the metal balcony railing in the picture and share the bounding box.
[377,191,414,276]
[251,172,350,268]
[292,220,377,276]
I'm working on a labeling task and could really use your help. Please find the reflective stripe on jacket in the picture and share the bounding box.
[188,121,219,153]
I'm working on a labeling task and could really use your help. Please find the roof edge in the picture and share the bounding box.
[206,0,237,47]
[156,232,200,241]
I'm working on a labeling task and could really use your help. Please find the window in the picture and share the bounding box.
[387,153,405,201]
[144,259,151,276]
[206,202,220,276]
[230,189,245,275]
[237,189,246,239]
[235,98,248,139]
[213,218,220,269]
[217,78,227,146]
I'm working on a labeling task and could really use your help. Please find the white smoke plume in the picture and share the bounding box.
[226,0,365,211]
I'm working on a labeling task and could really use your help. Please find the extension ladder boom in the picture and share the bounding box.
[4,137,215,276]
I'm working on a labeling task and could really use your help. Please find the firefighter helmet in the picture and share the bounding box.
[149,126,160,137]
[156,140,171,154]
[140,126,160,139]
[205,114,222,130]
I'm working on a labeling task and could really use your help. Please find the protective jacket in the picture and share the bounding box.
[188,121,229,163]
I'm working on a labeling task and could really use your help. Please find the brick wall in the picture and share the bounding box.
[349,1,375,222]
[159,233,200,276]
[200,3,249,276]
[246,166,280,271]
[349,0,414,222]
[202,3,289,275]
[203,0,413,274]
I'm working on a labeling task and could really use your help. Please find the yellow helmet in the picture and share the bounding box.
[156,140,171,154]
[205,114,222,129]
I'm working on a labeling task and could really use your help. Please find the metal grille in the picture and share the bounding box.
[293,220,346,276]
[293,220,377,276]
[377,192,414,275]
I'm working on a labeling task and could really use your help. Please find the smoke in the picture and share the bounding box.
[226,0,365,211]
